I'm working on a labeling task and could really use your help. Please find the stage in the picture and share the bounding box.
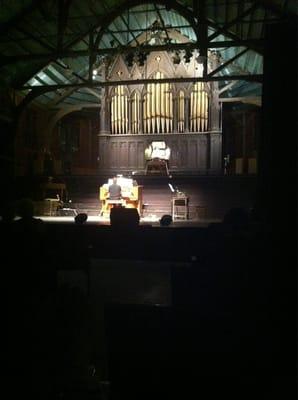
[42,174,257,222]
[36,214,220,227]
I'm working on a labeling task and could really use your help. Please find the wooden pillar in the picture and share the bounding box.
[210,83,220,131]
[100,90,110,134]
[139,98,144,134]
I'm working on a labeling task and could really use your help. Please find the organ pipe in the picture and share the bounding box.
[198,88,202,131]
[111,85,129,134]
[204,92,208,131]
[201,90,204,131]
[161,82,165,133]
[110,75,209,135]
[190,83,209,132]
[111,97,115,133]
[178,90,184,133]
[147,85,151,133]
[165,84,169,133]
[169,92,173,132]
[117,87,120,134]
[156,80,159,132]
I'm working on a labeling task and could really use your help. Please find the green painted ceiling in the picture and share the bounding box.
[0,0,297,111]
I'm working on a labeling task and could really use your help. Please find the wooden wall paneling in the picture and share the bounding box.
[128,141,137,168]
[189,139,198,168]
[110,141,118,168]
[180,140,188,167]
[210,133,222,172]
[119,141,128,168]
[137,141,145,169]
[98,132,222,173]
[168,140,179,169]
[198,135,208,170]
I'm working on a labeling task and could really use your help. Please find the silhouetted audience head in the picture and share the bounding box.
[74,213,88,224]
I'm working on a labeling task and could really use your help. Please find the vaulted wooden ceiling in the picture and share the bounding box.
[0,0,297,112]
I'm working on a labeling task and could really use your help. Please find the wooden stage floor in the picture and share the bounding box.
[37,214,221,227]
[63,175,257,221]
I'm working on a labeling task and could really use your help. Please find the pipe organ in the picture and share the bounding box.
[110,76,209,135]
[99,51,222,175]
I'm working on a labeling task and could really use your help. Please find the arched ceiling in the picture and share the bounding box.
[0,0,297,112]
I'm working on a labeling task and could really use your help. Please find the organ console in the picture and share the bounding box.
[99,176,143,218]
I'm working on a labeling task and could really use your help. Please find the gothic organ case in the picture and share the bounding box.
[98,50,222,175]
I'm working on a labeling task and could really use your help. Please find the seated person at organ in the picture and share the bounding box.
[99,176,143,218]
[108,176,122,200]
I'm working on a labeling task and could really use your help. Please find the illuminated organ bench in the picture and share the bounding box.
[99,177,143,218]
[97,49,222,176]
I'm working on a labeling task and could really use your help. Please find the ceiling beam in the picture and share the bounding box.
[49,86,78,107]
[207,19,263,54]
[153,4,171,44]
[195,0,208,78]
[208,3,259,41]
[84,88,101,99]
[57,0,72,51]
[0,0,41,36]
[32,70,101,107]
[218,81,237,95]
[53,103,100,110]
[219,96,261,106]
[4,1,194,89]
[257,0,298,23]
[13,26,55,52]
[120,13,140,47]
[17,73,263,92]
[208,48,249,77]
[89,0,200,55]
[104,24,192,34]
[0,38,264,67]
